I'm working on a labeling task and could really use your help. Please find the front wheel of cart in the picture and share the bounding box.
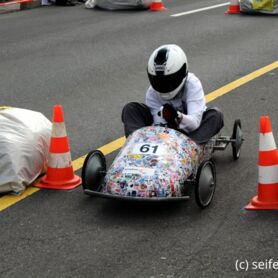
[81,150,106,193]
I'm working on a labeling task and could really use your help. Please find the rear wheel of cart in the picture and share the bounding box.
[195,160,216,208]
[82,150,106,193]
[231,119,243,160]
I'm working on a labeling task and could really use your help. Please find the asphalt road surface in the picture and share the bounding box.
[1,1,278,277]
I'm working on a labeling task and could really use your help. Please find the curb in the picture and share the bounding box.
[21,0,41,9]
[0,0,41,13]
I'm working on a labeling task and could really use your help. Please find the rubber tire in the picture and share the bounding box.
[231,119,242,160]
[81,150,106,192]
[195,160,216,208]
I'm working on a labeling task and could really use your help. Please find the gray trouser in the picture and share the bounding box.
[121,102,224,144]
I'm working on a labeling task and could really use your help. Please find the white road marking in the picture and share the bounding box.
[171,2,230,17]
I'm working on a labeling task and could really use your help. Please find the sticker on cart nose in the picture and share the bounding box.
[123,167,155,176]
[132,143,166,155]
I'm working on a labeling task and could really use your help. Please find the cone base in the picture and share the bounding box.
[150,3,167,11]
[225,5,240,14]
[35,174,81,190]
[245,195,278,210]
[150,7,167,11]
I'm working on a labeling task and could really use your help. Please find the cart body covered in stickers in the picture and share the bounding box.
[105,126,207,199]
[82,121,243,207]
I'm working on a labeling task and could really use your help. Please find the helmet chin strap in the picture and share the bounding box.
[169,76,187,100]
[173,81,186,100]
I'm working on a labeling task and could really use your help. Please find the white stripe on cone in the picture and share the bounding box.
[51,122,67,138]
[259,133,277,151]
[48,152,72,168]
[259,165,278,184]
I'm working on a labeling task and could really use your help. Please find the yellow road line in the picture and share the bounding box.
[205,61,278,103]
[0,61,277,212]
[0,187,40,212]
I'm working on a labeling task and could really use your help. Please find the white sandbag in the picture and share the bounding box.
[240,0,278,14]
[85,0,152,10]
[0,108,51,195]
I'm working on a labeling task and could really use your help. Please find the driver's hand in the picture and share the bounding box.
[158,104,179,129]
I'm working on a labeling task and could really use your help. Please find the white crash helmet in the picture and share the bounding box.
[147,44,188,100]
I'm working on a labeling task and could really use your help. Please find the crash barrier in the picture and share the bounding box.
[226,0,278,14]
[0,107,51,195]
[150,0,166,11]
[245,116,278,210]
[35,105,81,190]
[85,0,152,10]
[241,0,278,14]
[225,0,240,14]
[0,0,41,11]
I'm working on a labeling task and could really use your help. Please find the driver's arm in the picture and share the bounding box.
[145,86,166,125]
[178,74,206,133]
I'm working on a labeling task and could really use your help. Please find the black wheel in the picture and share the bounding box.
[231,119,243,160]
[81,150,106,192]
[195,160,216,208]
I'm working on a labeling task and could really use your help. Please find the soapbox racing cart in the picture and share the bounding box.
[81,120,243,208]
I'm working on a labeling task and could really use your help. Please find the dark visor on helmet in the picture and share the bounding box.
[148,64,187,94]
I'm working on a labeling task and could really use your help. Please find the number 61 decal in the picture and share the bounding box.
[133,143,166,155]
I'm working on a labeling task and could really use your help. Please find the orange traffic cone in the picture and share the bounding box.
[245,116,278,210]
[225,0,240,14]
[35,105,81,190]
[150,0,166,11]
